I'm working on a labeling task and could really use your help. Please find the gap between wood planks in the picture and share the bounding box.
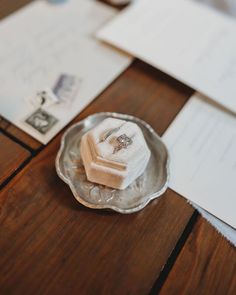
[149,210,200,295]
[0,127,45,190]
[0,127,36,154]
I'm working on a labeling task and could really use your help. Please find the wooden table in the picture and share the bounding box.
[0,1,235,294]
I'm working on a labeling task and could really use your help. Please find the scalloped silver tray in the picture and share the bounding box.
[56,112,169,213]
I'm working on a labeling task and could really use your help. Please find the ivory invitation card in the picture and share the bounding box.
[98,0,236,113]
[163,93,236,229]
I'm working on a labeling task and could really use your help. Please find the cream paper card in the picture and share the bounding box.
[98,0,236,113]
[0,0,131,144]
[163,93,236,229]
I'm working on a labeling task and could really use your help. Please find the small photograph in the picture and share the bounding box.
[25,108,58,134]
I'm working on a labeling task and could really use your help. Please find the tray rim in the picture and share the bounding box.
[55,112,170,213]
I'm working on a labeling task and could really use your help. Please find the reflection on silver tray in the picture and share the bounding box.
[55,112,169,213]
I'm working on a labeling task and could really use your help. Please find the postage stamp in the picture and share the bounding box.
[53,74,81,104]
[25,108,58,134]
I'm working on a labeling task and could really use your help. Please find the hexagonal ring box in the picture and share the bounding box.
[80,118,151,190]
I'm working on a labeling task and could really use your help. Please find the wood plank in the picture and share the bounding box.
[160,218,236,295]
[0,133,30,185]
[0,0,32,20]
[0,61,195,295]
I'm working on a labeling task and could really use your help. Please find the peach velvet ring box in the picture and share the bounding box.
[80,118,151,189]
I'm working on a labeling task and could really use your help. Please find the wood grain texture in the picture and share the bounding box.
[160,218,236,295]
[0,133,30,185]
[0,60,195,295]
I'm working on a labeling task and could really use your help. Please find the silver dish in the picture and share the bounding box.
[56,113,169,213]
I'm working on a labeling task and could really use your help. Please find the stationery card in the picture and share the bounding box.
[0,0,131,144]
[98,0,236,113]
[163,93,236,229]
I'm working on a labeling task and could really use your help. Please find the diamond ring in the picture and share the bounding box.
[113,134,133,154]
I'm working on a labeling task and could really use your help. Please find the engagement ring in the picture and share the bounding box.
[113,134,133,154]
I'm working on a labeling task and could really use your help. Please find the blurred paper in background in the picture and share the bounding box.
[98,0,236,113]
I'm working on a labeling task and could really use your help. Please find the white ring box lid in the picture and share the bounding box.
[80,118,151,189]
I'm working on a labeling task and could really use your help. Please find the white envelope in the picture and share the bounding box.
[0,0,131,144]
